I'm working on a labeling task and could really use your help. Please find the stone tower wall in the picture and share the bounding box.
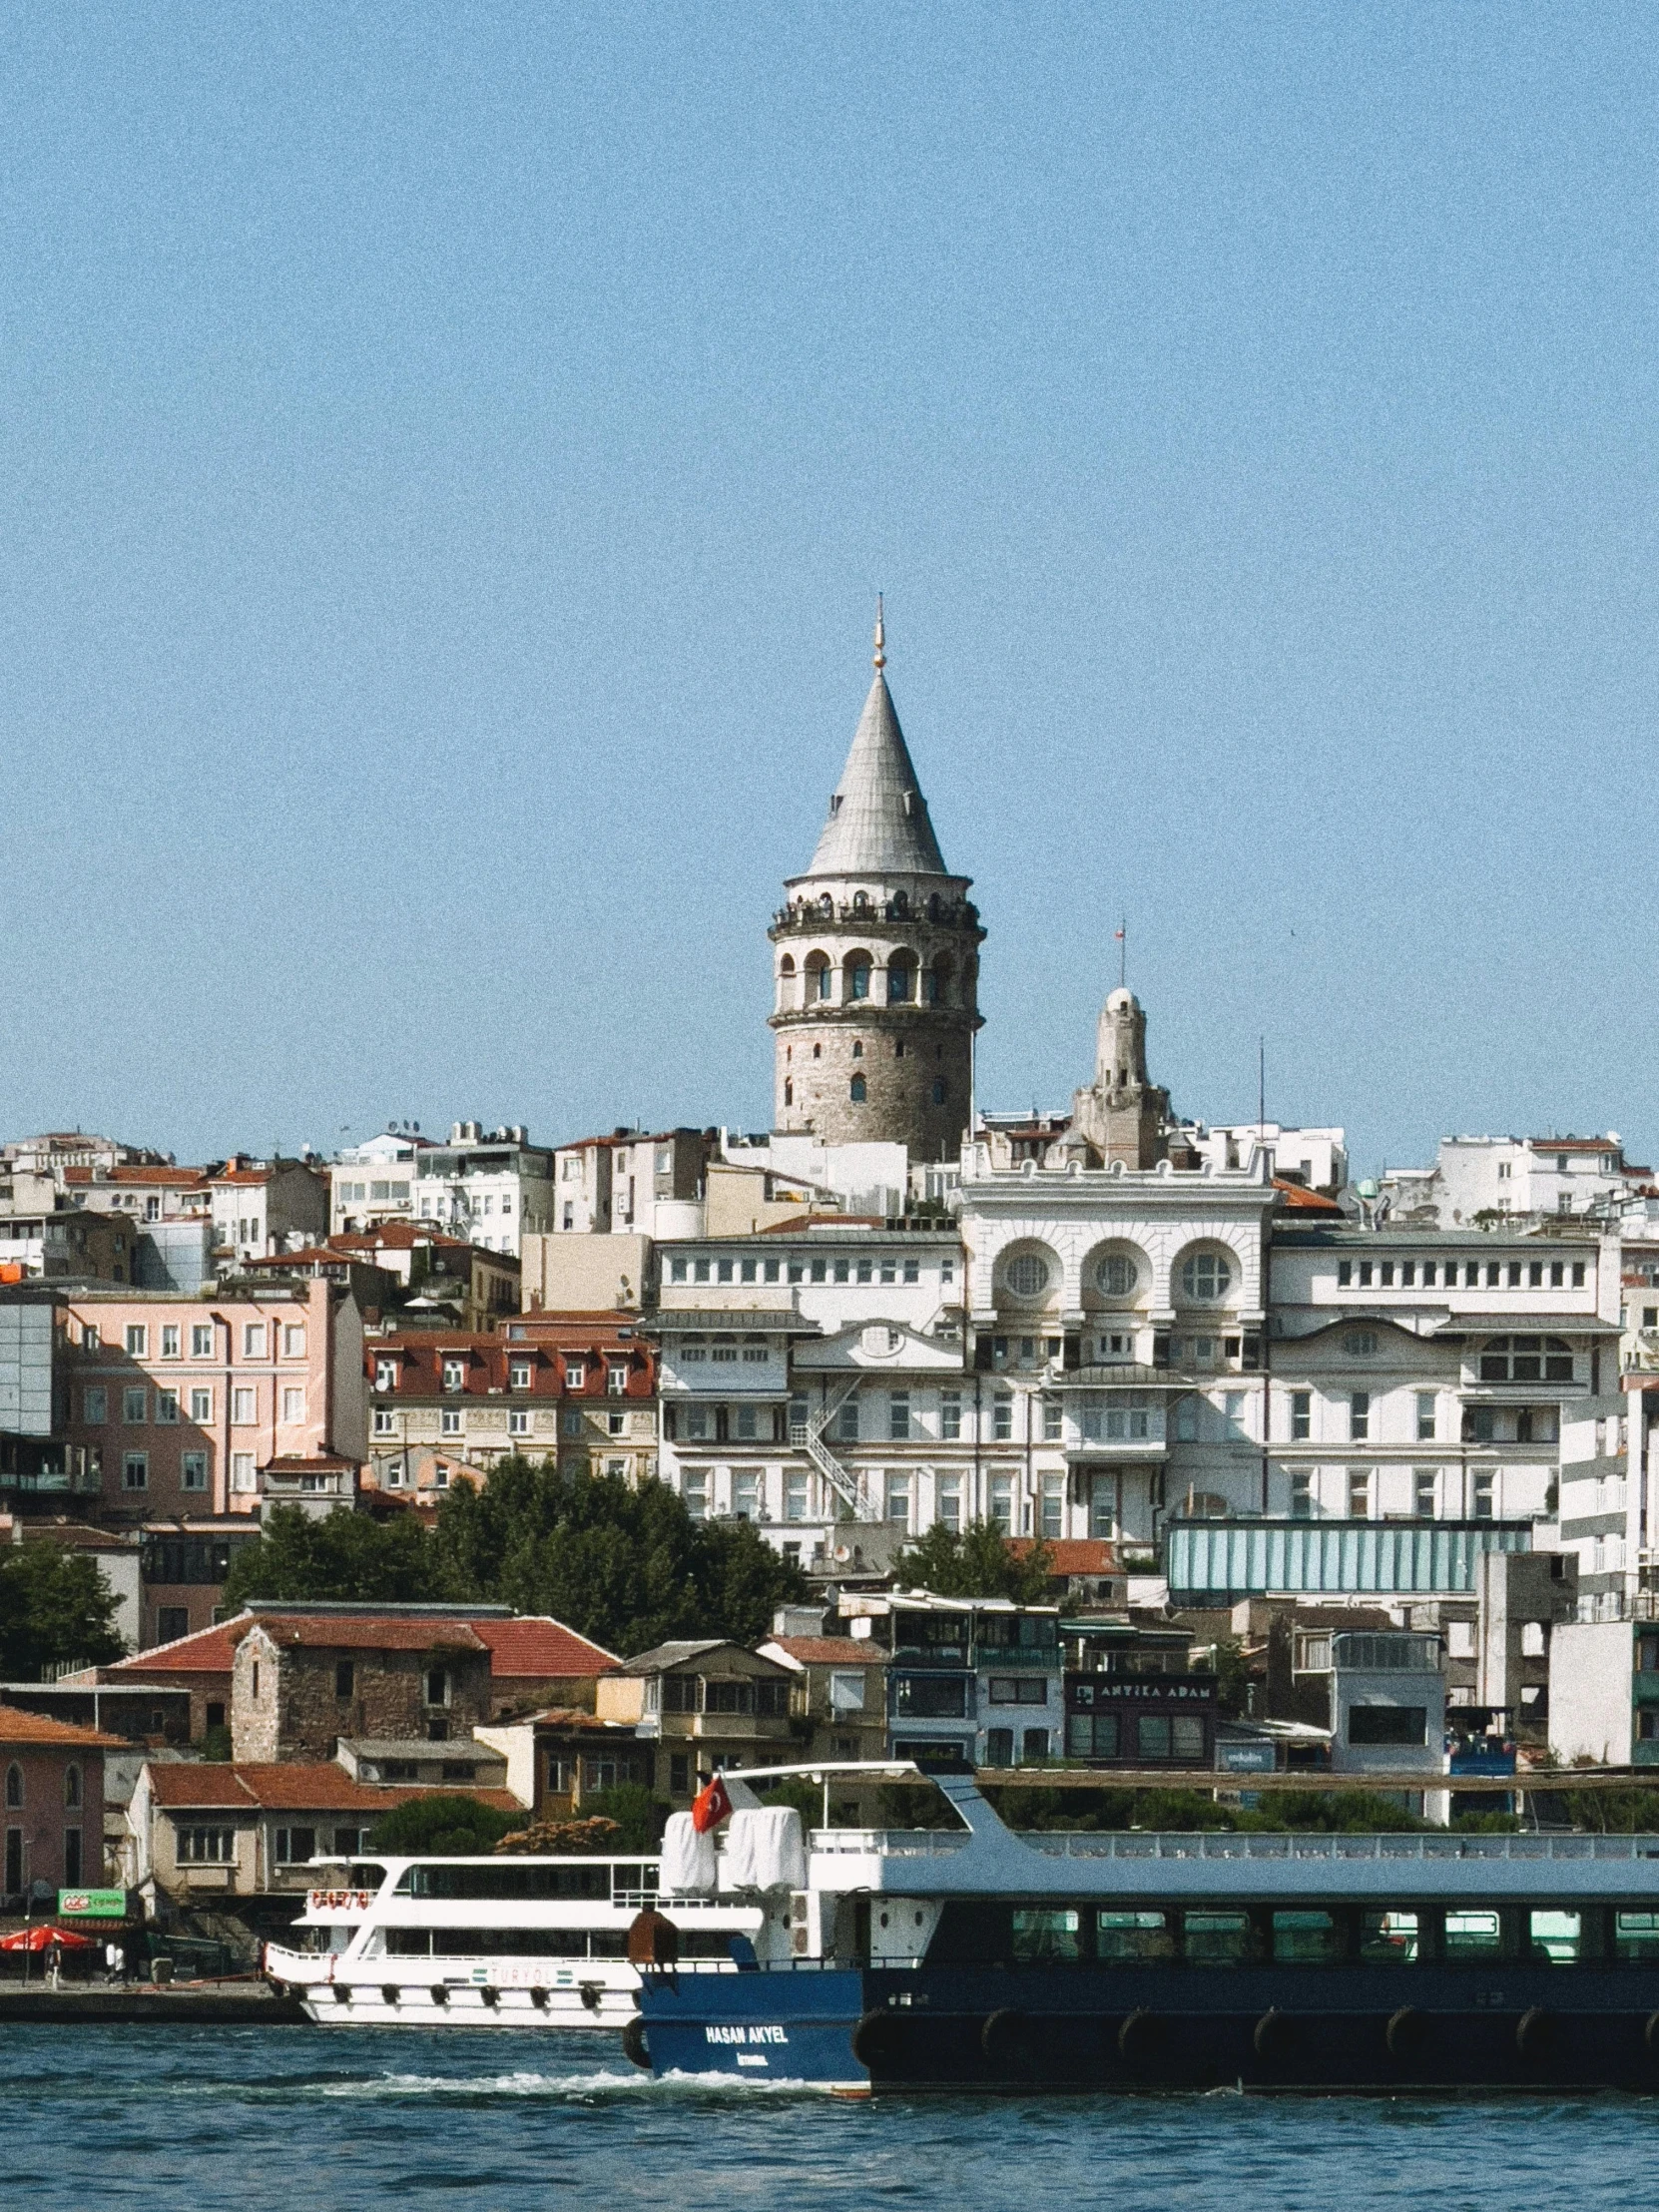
[768,883,982,1159]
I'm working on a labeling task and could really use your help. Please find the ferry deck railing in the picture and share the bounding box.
[808,1829,1659,1864]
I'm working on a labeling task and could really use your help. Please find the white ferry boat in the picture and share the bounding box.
[263,1849,764,2028]
[633,1761,1659,2094]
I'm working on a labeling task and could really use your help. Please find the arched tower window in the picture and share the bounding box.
[845,954,871,1002]
[64,1763,81,1810]
[849,1075,866,1103]
[784,1081,794,1106]
[4,1762,20,1810]
[805,952,831,1002]
[778,954,797,1013]
[889,889,909,918]
[887,953,917,1003]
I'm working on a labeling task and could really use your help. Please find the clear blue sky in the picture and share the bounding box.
[4,6,1656,1177]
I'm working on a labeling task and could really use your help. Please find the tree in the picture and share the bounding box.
[366,1793,527,1856]
[892,1519,1054,1604]
[0,1543,127,1679]
[221,1505,462,1612]
[430,1457,808,1654]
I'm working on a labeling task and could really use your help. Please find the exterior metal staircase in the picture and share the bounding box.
[789,1376,877,1521]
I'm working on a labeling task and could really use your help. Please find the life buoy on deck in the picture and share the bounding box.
[851,2009,901,2070]
[621,2014,651,2069]
[980,2007,1026,2066]
[1385,2005,1425,2060]
[1515,2007,1552,2057]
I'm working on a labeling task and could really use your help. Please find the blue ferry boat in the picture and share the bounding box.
[628,1762,1659,2095]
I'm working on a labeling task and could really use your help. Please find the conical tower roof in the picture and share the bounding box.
[805,621,949,876]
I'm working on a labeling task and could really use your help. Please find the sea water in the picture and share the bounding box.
[7,2023,1659,2211]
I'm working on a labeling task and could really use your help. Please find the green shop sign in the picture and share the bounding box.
[57,1889,129,1920]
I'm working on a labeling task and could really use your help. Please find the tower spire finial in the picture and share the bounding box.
[872,593,885,672]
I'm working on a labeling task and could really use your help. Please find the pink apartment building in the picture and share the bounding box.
[59,1278,368,1522]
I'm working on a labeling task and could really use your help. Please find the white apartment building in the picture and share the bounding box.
[209,1158,329,1265]
[651,1225,968,1563]
[1269,1226,1624,1599]
[718,1131,910,1221]
[1381,1135,1648,1229]
[548,1128,712,1238]
[329,1131,431,1235]
[1184,1122,1348,1196]
[411,1124,554,1258]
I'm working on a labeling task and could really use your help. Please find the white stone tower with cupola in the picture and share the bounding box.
[769,609,985,1161]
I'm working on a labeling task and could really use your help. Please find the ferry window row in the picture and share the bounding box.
[378,1928,737,1961]
[395,1863,658,1901]
[926,1902,1659,1968]
[1335,1256,1586,1292]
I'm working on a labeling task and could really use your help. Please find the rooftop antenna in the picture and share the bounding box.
[1115,916,1126,991]
[1259,1036,1266,1132]
[872,594,886,672]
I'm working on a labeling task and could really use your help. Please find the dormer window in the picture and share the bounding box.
[441,1358,465,1392]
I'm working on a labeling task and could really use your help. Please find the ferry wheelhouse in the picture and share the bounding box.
[632,1763,1659,2094]
[263,1851,763,2028]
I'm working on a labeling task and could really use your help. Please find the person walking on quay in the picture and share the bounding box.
[46,1935,63,1991]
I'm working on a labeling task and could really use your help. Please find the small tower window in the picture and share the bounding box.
[784,1081,793,1106]
[894,1041,906,1059]
[851,1041,863,1059]
[812,1043,822,1059]
[932,1080,946,1106]
[850,1075,866,1104]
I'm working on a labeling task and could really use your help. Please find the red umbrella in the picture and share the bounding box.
[0,1924,99,1951]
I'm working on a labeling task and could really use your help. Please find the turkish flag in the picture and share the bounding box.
[691,1773,732,1834]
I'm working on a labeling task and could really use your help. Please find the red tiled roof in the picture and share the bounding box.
[260,1454,361,1474]
[1005,1538,1118,1574]
[1273,1178,1344,1214]
[145,1761,520,1814]
[241,1248,370,1271]
[0,1704,123,1750]
[63,1165,208,1189]
[518,1707,635,1733]
[766,1636,879,1666]
[110,1609,609,1676]
[252,1617,488,1654]
[332,1225,472,1254]
[235,1765,519,1813]
[468,1617,619,1676]
[109,1620,250,1677]
[213,1167,273,1185]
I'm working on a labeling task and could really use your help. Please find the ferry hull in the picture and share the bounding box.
[639,1963,1659,2093]
[638,1970,869,2094]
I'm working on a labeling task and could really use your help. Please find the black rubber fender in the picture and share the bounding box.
[1117,2006,1157,2062]
[1515,2006,1552,2057]
[621,2013,651,2069]
[850,2008,900,2070]
[980,2006,1026,2065]
[1253,2007,1291,2059]
[429,1984,448,2007]
[1385,2004,1425,2059]
[1644,2009,1659,2057]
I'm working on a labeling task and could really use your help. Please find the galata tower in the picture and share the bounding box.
[769,606,984,1161]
